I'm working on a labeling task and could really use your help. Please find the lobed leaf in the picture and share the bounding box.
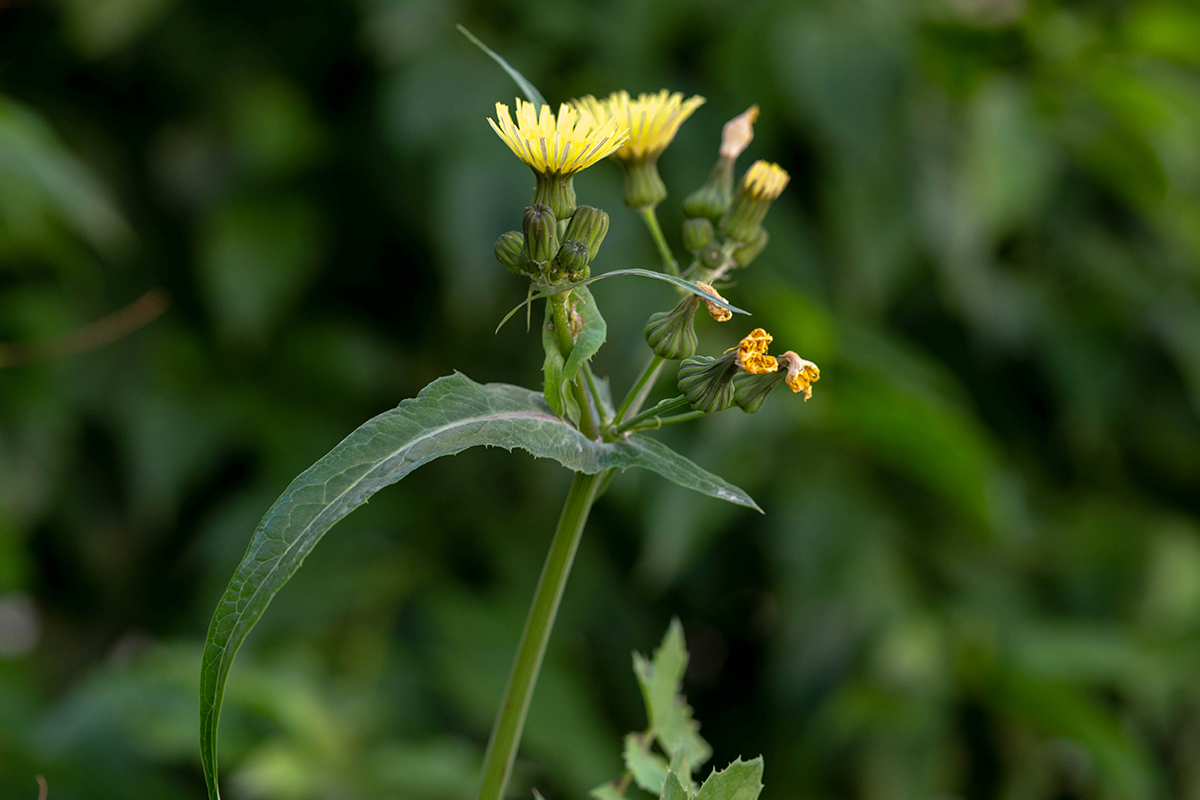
[662,771,690,800]
[634,620,712,770]
[625,733,670,794]
[694,758,764,800]
[589,785,626,800]
[200,373,756,799]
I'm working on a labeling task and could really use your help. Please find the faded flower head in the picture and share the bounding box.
[573,90,705,164]
[735,327,778,374]
[779,351,820,400]
[695,281,732,322]
[719,105,759,160]
[488,98,629,177]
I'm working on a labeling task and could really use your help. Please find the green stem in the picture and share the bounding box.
[550,293,600,438]
[550,293,575,358]
[475,470,607,800]
[582,363,610,426]
[614,354,665,425]
[639,207,679,277]
[622,409,707,431]
[616,395,692,433]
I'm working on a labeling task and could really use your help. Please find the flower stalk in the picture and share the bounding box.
[474,470,608,800]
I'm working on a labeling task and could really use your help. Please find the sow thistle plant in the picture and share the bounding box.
[199,33,817,800]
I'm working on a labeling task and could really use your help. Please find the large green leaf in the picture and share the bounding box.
[200,373,757,799]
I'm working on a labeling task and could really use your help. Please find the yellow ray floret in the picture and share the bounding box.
[780,351,820,400]
[742,160,790,200]
[488,98,629,176]
[734,327,778,374]
[573,90,705,163]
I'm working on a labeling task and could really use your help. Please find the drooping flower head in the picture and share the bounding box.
[572,90,705,209]
[720,160,790,243]
[488,98,629,217]
[735,327,778,374]
[779,351,820,400]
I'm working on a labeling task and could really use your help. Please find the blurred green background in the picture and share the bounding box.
[3,0,1200,798]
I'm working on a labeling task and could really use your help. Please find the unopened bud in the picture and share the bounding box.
[732,226,769,267]
[732,369,786,413]
[523,204,558,265]
[720,161,789,243]
[683,156,734,222]
[644,294,701,360]
[699,243,724,270]
[563,205,609,261]
[678,354,739,413]
[495,231,527,274]
[681,217,715,253]
[552,239,590,282]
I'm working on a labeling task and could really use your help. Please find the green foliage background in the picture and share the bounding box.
[3,0,1200,798]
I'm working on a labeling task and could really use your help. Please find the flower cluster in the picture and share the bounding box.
[486,89,820,429]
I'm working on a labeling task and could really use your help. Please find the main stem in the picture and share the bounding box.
[475,470,607,800]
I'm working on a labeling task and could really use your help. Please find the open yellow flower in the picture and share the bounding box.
[488,98,629,217]
[573,90,705,163]
[572,89,705,209]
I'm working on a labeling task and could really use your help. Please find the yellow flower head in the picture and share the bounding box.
[779,351,820,401]
[488,98,629,177]
[742,160,790,200]
[695,281,732,322]
[573,90,705,164]
[734,327,778,374]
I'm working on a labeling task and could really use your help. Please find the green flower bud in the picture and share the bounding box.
[563,205,609,261]
[681,217,715,254]
[644,294,701,360]
[732,226,768,267]
[494,231,527,274]
[677,353,738,413]
[523,203,558,265]
[683,156,734,222]
[699,242,724,270]
[720,161,789,243]
[732,369,786,413]
[622,158,668,209]
[532,172,577,220]
[552,239,590,282]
